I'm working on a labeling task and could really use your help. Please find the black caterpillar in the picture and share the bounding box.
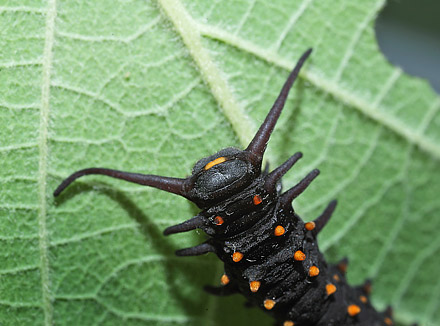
[54,49,401,326]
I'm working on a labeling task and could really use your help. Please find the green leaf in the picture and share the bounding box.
[1,0,439,325]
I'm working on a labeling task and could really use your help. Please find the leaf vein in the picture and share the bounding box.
[272,0,314,51]
[372,68,402,107]
[392,235,440,304]
[0,265,40,275]
[49,223,137,247]
[291,95,342,188]
[417,97,440,135]
[0,103,40,110]
[303,125,381,217]
[93,255,210,296]
[0,60,42,68]
[54,295,197,323]
[424,277,440,321]
[333,0,385,81]
[235,0,256,35]
[0,301,42,308]
[0,143,38,152]
[0,6,45,13]
[56,16,161,43]
[368,147,413,278]
[0,204,38,210]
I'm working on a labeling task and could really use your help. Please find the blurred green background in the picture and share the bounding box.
[376,0,440,94]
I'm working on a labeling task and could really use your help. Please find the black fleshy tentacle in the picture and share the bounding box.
[246,49,312,165]
[264,152,303,192]
[312,200,337,235]
[54,167,189,198]
[163,215,206,235]
[279,169,320,207]
[175,242,215,256]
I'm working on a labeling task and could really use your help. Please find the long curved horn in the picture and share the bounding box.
[246,49,312,162]
[53,167,188,198]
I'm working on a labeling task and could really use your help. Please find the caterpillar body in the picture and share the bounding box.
[54,49,403,326]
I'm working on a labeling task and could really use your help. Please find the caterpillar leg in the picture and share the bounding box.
[175,242,215,256]
[163,215,205,235]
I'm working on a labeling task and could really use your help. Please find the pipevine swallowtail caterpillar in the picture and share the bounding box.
[54,49,412,326]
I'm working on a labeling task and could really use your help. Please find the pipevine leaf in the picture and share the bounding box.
[0,0,439,325]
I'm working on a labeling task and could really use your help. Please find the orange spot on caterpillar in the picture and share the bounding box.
[274,225,285,236]
[283,321,294,326]
[333,274,340,282]
[305,221,315,231]
[204,157,226,170]
[249,281,261,293]
[359,295,368,303]
[294,250,306,261]
[326,283,337,296]
[214,216,224,225]
[220,274,229,285]
[347,304,361,317]
[263,299,276,310]
[253,195,262,205]
[337,260,348,273]
[309,266,320,277]
[384,317,393,325]
[363,281,372,295]
[232,252,243,262]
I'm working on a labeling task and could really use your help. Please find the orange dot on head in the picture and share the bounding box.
[305,221,316,231]
[214,216,224,225]
[309,266,320,277]
[249,281,261,293]
[333,274,340,282]
[283,321,294,326]
[253,195,262,205]
[384,317,393,325]
[274,225,286,236]
[263,299,276,310]
[359,295,368,303]
[232,252,243,262]
[326,283,337,296]
[294,250,306,261]
[204,156,226,170]
[347,304,361,317]
[220,274,229,285]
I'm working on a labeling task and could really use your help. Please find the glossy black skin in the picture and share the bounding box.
[180,150,387,326]
[54,49,399,326]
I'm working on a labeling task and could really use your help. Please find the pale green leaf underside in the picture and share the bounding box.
[0,1,439,326]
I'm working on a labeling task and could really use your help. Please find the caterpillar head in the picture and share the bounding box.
[184,147,259,206]
[53,50,312,209]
